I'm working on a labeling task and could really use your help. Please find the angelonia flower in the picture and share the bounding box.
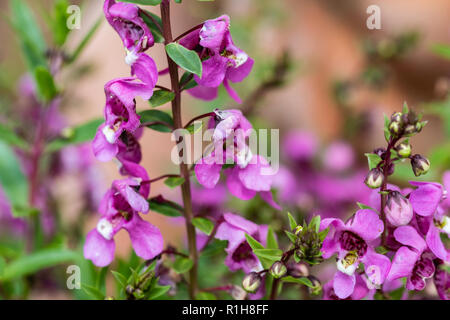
[195,109,280,209]
[320,209,391,299]
[104,0,154,65]
[85,0,163,267]
[385,190,413,226]
[180,15,254,103]
[84,161,163,267]
[387,226,436,291]
[323,273,370,300]
[215,212,268,273]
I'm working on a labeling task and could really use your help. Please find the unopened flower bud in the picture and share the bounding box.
[365,168,384,189]
[230,285,247,300]
[391,112,402,123]
[389,120,401,135]
[289,262,309,278]
[126,285,134,295]
[404,124,416,135]
[104,296,115,300]
[242,272,261,293]
[411,154,430,177]
[395,142,411,158]
[270,261,287,279]
[61,127,75,139]
[385,191,413,226]
[307,275,322,296]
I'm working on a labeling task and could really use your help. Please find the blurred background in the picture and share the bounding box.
[0,0,449,299]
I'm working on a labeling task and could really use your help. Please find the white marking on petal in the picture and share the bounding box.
[102,126,117,144]
[97,218,114,240]
[233,52,248,68]
[441,216,450,235]
[125,49,139,66]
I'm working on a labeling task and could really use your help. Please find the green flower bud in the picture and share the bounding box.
[411,154,430,177]
[242,272,261,293]
[61,127,75,139]
[364,168,384,189]
[391,112,402,123]
[388,120,401,135]
[395,142,411,158]
[269,261,287,279]
[307,276,322,296]
[403,124,416,135]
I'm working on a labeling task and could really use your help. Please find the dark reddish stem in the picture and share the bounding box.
[184,112,216,129]
[160,0,198,299]
[379,136,400,246]
[173,23,204,42]
[141,174,181,185]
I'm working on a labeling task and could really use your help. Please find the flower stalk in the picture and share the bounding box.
[160,0,198,299]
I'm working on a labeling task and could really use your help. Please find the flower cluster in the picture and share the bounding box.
[85,0,162,267]
[194,109,280,209]
[180,15,254,103]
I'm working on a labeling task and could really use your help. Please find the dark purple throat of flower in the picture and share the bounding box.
[339,231,368,257]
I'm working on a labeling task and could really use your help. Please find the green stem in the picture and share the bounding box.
[160,0,198,300]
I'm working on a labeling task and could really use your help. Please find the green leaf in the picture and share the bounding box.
[180,71,198,90]
[165,43,202,76]
[45,118,104,152]
[0,256,5,278]
[200,239,227,257]
[149,90,175,108]
[82,284,105,300]
[383,114,391,142]
[365,153,382,170]
[356,202,377,212]
[1,248,79,281]
[281,276,313,288]
[284,231,297,244]
[287,212,297,230]
[0,126,28,149]
[375,246,388,255]
[318,228,329,242]
[172,257,193,274]
[118,0,162,5]
[111,270,127,288]
[266,227,278,249]
[0,141,30,218]
[253,249,282,261]
[147,285,171,300]
[69,17,103,63]
[431,43,450,60]
[139,110,174,133]
[245,234,264,250]
[33,66,58,103]
[164,176,185,188]
[139,10,164,43]
[192,217,214,236]
[402,101,409,114]
[309,216,321,233]
[50,0,71,46]
[196,292,216,300]
[10,0,47,70]
[185,121,203,134]
[148,196,183,217]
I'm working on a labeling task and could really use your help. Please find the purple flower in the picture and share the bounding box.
[322,141,355,172]
[283,130,318,162]
[180,15,254,103]
[323,273,370,300]
[84,161,163,267]
[409,180,449,262]
[387,226,435,291]
[195,109,279,209]
[104,0,154,64]
[320,209,391,299]
[433,259,449,300]
[215,213,268,273]
[93,54,157,162]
